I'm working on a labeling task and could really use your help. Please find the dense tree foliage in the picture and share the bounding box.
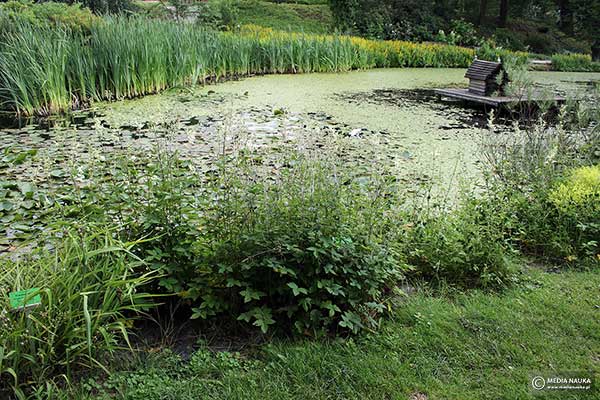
[23,0,131,14]
[330,0,599,58]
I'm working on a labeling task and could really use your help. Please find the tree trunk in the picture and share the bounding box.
[478,0,488,25]
[558,0,574,35]
[592,40,600,62]
[498,0,509,27]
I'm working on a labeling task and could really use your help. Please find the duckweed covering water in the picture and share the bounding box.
[1,68,599,252]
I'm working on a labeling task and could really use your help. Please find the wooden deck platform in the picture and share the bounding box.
[434,88,566,108]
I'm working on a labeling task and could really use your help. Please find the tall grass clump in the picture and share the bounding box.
[480,97,600,264]
[0,22,73,116]
[0,229,156,397]
[551,53,600,72]
[0,18,476,116]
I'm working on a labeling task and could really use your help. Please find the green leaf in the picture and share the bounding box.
[237,311,252,323]
[320,300,341,317]
[339,311,364,333]
[0,201,13,211]
[299,298,312,312]
[18,182,35,198]
[252,306,275,333]
[287,282,308,296]
[238,306,275,333]
[240,288,266,303]
[226,278,242,288]
[50,169,65,178]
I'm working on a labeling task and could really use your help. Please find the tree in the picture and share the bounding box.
[558,0,574,35]
[498,0,509,27]
[478,0,488,25]
[329,0,360,33]
[572,0,600,60]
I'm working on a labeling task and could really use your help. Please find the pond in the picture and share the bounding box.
[1,68,599,250]
[0,69,600,253]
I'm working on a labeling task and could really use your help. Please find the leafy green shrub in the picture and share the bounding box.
[551,165,600,208]
[549,165,600,260]
[481,103,600,264]
[434,30,460,46]
[330,0,443,42]
[476,40,529,66]
[185,155,408,334]
[551,53,600,72]
[559,36,592,55]
[105,152,201,295]
[78,0,131,15]
[218,0,240,29]
[449,19,480,47]
[494,175,599,264]
[493,28,526,52]
[0,1,98,33]
[51,144,409,334]
[524,31,559,55]
[196,0,240,30]
[405,199,516,288]
[0,229,156,396]
[165,0,191,20]
[434,19,481,47]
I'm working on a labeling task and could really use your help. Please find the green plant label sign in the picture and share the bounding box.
[9,288,41,311]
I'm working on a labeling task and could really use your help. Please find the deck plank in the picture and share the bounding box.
[434,88,566,108]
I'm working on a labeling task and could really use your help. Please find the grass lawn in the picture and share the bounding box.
[237,0,332,33]
[67,267,599,399]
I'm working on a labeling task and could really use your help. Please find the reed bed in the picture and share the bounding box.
[0,18,481,116]
[2,18,589,117]
[551,53,600,72]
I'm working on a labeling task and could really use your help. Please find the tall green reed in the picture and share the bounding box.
[0,22,73,116]
[0,17,470,116]
[7,17,590,117]
[0,229,156,397]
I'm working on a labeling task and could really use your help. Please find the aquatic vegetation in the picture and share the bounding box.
[0,19,358,116]
[0,18,596,116]
[481,105,600,263]
[551,53,600,72]
[240,24,476,69]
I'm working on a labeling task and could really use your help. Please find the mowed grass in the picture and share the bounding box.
[237,0,333,34]
[63,268,599,399]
